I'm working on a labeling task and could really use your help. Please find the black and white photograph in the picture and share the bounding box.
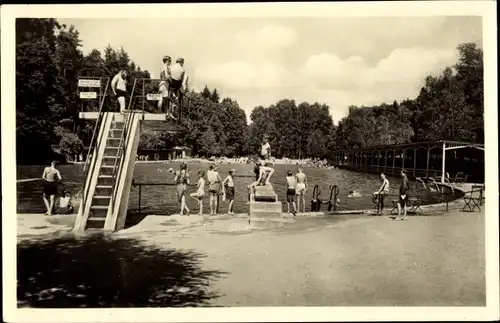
[2,2,498,322]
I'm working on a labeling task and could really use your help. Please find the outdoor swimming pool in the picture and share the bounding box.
[16,163,462,215]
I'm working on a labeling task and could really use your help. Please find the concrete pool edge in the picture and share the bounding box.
[15,182,479,238]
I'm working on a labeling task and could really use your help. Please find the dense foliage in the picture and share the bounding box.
[16,19,483,164]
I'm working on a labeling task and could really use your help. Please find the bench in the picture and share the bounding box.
[462,185,484,212]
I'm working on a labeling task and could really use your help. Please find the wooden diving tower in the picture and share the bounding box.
[73,77,187,232]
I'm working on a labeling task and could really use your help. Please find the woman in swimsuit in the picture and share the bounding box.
[175,163,190,216]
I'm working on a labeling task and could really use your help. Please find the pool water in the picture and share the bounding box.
[16,163,461,215]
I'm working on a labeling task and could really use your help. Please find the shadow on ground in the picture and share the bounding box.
[17,234,227,307]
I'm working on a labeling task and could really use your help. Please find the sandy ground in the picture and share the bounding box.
[17,198,486,306]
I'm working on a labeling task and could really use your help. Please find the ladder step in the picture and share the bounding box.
[93,195,111,199]
[96,185,113,189]
[101,165,116,168]
[87,217,106,221]
[103,155,119,159]
[91,205,108,210]
[98,175,113,179]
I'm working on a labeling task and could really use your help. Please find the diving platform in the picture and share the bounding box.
[79,111,181,132]
[80,111,173,121]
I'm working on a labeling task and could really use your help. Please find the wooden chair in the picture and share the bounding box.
[462,185,484,212]
[407,196,423,214]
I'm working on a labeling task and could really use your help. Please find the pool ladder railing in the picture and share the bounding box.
[310,184,340,212]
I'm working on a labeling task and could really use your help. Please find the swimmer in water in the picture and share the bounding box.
[295,166,307,213]
[42,160,62,216]
[348,190,362,198]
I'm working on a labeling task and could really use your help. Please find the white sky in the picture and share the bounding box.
[59,16,482,123]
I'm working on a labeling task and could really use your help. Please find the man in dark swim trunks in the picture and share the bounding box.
[111,69,128,113]
[42,160,62,216]
[395,169,410,220]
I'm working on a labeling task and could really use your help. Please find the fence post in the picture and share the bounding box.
[138,185,142,216]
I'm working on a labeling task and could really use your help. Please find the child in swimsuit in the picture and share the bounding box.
[189,170,205,215]
[222,169,236,214]
[175,163,190,215]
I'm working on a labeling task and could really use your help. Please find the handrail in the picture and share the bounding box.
[83,79,109,172]
[80,79,110,215]
[109,78,138,216]
[134,77,189,123]
[327,184,340,211]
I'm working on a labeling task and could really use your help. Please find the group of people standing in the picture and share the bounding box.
[110,55,188,116]
[172,163,236,216]
[373,170,410,220]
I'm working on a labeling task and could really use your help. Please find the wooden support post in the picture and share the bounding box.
[441,142,446,184]
[377,151,380,173]
[426,148,430,178]
[138,185,142,216]
[392,149,396,175]
[413,149,417,177]
[384,150,388,173]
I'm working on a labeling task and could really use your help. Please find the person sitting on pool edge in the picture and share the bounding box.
[247,162,275,200]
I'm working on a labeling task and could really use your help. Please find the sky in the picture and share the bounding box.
[59,16,482,124]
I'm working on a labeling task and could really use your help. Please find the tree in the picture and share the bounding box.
[201,85,211,100]
[210,89,220,103]
[54,126,84,160]
[16,18,80,164]
[307,129,327,158]
[198,126,217,156]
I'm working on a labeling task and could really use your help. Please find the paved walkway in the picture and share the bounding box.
[118,209,485,306]
[18,205,485,306]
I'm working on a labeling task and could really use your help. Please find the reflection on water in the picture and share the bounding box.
[17,163,462,215]
[17,234,227,307]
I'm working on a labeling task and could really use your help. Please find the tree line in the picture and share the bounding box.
[16,18,483,164]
